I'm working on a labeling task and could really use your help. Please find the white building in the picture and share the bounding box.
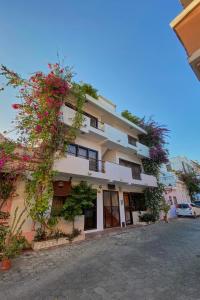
[166,156,200,201]
[160,164,191,218]
[53,94,157,232]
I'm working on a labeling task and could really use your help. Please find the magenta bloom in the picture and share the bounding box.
[35,125,42,133]
[12,103,21,109]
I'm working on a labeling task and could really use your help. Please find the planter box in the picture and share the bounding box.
[32,233,85,251]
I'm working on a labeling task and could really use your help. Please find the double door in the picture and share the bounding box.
[103,191,120,228]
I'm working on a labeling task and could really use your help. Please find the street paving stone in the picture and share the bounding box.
[1,218,200,299]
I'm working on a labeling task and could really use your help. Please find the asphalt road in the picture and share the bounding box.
[1,218,200,300]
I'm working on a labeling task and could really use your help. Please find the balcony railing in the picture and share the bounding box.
[61,105,150,158]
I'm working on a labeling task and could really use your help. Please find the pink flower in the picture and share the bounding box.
[35,125,42,133]
[22,155,31,162]
[12,103,21,109]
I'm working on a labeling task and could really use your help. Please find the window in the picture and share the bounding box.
[67,144,99,171]
[65,102,98,129]
[173,196,177,205]
[169,196,173,205]
[78,146,88,159]
[128,135,137,146]
[166,164,172,172]
[119,159,141,180]
[129,193,146,211]
[82,111,98,129]
[68,144,77,156]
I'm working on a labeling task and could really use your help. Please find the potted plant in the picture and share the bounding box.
[62,181,96,241]
[0,231,26,270]
[0,207,27,271]
[160,200,171,223]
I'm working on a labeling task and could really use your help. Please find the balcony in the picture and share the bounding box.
[61,105,149,158]
[136,142,150,158]
[61,106,90,133]
[171,0,200,80]
[53,155,157,187]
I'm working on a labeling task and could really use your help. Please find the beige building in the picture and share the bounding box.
[170,0,200,80]
[1,94,158,242]
[53,94,157,233]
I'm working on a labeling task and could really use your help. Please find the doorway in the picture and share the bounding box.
[84,199,97,231]
[103,191,120,228]
[123,193,133,225]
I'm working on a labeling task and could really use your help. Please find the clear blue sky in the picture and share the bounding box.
[0,1,200,160]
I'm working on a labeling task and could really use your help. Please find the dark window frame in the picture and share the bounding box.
[67,143,99,172]
[128,135,137,146]
[119,158,142,180]
[65,102,99,129]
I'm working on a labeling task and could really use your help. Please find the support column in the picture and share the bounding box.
[97,190,104,231]
[118,191,126,227]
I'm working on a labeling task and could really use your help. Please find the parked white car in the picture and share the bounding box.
[176,203,200,218]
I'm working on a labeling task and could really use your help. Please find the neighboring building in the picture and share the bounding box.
[170,0,200,80]
[166,156,200,200]
[167,156,195,174]
[53,94,157,232]
[160,164,191,218]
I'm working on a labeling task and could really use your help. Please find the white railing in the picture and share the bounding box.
[136,142,150,158]
[61,105,149,158]
[61,106,90,133]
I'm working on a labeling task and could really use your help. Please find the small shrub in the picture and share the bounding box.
[34,227,47,242]
[139,213,156,223]
[66,228,81,242]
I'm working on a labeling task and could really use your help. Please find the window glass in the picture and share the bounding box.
[128,135,137,146]
[78,147,88,158]
[173,196,177,205]
[68,144,77,156]
[169,196,173,205]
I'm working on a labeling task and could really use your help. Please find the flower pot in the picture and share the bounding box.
[1,258,11,271]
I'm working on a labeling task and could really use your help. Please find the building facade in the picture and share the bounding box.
[170,0,200,80]
[53,94,157,232]
[160,163,191,218]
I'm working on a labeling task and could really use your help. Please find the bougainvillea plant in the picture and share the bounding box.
[0,63,92,228]
[121,111,169,219]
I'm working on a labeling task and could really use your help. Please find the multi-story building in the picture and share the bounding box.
[53,94,157,232]
[170,0,200,80]
[160,164,191,218]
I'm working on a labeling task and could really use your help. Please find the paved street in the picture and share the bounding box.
[1,218,200,300]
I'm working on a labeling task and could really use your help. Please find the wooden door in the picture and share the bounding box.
[124,193,133,225]
[103,191,120,228]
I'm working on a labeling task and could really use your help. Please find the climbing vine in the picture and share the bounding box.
[121,111,169,219]
[0,63,96,228]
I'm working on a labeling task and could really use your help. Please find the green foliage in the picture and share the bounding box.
[139,213,156,223]
[144,183,164,220]
[180,172,200,200]
[121,110,142,126]
[160,199,171,215]
[0,176,15,201]
[78,82,98,99]
[66,228,81,242]
[34,227,47,242]
[62,181,96,229]
[0,207,27,259]
[142,158,160,177]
